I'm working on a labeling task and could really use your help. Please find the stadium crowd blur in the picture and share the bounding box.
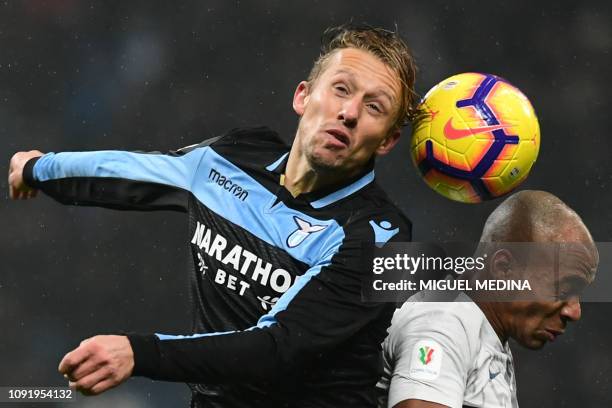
[2,1,610,407]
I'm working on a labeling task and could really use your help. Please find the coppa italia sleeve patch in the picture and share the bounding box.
[409,340,444,381]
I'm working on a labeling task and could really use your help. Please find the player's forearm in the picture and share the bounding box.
[127,329,291,385]
[23,150,202,211]
[126,300,390,385]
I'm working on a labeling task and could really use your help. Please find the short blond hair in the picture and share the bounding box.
[307,24,418,129]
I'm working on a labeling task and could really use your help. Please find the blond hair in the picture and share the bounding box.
[307,24,418,129]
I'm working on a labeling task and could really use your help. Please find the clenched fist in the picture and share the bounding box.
[8,150,44,199]
[59,335,134,396]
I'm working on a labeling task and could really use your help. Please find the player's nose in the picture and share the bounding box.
[561,298,582,322]
[338,97,360,128]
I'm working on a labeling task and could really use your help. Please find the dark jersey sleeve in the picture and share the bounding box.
[127,212,412,385]
[22,143,214,212]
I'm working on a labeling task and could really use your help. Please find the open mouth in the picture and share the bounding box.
[325,129,350,147]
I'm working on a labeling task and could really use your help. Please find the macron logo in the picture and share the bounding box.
[369,220,399,247]
[286,216,327,248]
[209,168,248,201]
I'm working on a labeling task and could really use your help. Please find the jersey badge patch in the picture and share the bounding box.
[286,216,327,248]
[409,340,443,380]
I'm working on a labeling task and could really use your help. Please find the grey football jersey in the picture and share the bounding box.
[377,292,518,408]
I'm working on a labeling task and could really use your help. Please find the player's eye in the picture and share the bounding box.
[334,84,349,95]
[555,286,579,301]
[367,103,383,114]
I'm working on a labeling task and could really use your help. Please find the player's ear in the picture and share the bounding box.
[376,129,401,156]
[293,81,310,116]
[491,249,513,278]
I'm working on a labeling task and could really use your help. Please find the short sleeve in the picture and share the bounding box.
[386,306,472,408]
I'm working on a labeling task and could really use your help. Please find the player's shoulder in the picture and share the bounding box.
[212,126,289,166]
[391,293,485,343]
[174,126,287,156]
[338,181,412,243]
[215,126,285,146]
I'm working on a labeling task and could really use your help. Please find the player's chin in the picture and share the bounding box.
[308,149,348,171]
[522,335,548,350]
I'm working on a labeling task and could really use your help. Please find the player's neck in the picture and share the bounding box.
[475,301,509,344]
[283,147,358,198]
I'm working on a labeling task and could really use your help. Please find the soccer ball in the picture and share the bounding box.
[411,73,540,203]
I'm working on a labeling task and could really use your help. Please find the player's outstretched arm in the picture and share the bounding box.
[11,146,211,212]
[8,150,43,200]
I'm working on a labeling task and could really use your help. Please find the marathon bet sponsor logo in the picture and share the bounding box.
[410,340,443,380]
[257,295,279,311]
[191,221,296,305]
[208,168,248,201]
[197,253,209,274]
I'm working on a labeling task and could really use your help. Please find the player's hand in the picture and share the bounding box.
[58,335,134,396]
[8,150,44,200]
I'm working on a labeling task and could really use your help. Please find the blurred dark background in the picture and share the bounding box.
[1,1,610,407]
